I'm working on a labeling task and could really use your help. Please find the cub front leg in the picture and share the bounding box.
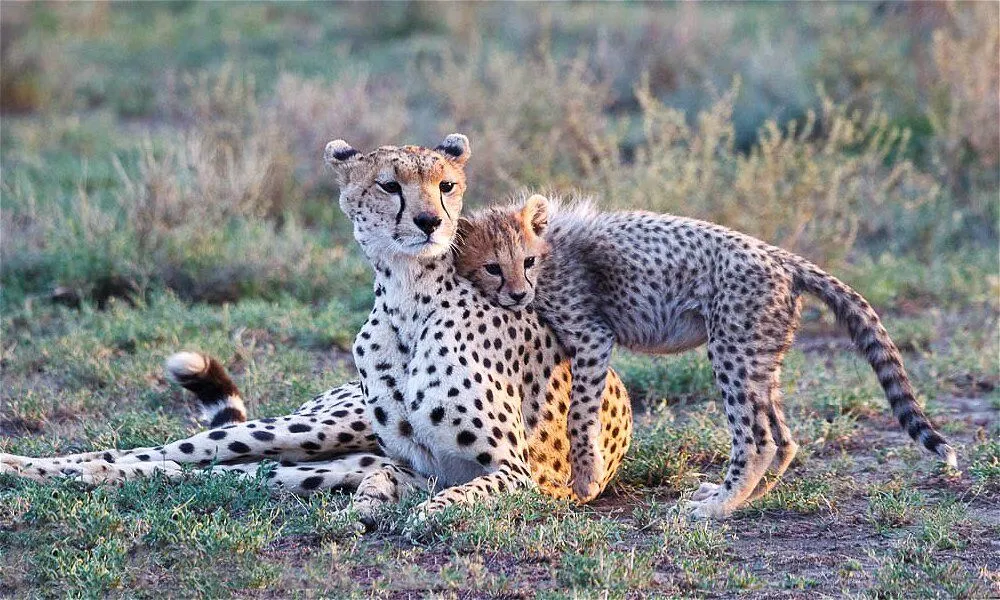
[563,323,616,502]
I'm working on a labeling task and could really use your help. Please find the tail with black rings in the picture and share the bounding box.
[783,254,957,467]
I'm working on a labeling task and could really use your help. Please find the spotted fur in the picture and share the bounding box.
[326,135,632,517]
[454,194,957,517]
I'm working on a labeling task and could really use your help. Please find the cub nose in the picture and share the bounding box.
[413,212,442,235]
[510,292,527,303]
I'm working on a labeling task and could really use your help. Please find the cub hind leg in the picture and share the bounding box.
[747,367,799,501]
[687,290,799,519]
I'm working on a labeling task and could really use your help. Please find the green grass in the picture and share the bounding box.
[2,298,996,597]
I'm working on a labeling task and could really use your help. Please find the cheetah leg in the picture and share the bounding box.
[690,388,798,504]
[564,323,616,502]
[352,463,433,526]
[686,375,777,519]
[1,455,187,484]
[2,452,401,496]
[413,462,536,519]
[212,453,404,496]
[1,383,375,472]
[685,344,779,519]
[686,297,798,519]
[746,368,799,501]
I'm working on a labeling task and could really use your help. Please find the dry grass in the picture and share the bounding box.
[929,2,1000,194]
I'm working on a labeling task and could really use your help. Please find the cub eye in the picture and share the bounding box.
[439,181,456,193]
[523,256,536,269]
[378,181,402,194]
[484,263,502,276]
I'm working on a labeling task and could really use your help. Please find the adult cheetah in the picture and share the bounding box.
[323,134,633,517]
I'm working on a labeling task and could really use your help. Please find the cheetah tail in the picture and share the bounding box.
[786,256,958,468]
[165,352,247,427]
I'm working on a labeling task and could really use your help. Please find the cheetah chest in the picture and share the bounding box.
[357,270,521,488]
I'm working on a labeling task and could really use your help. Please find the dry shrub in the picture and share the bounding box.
[0,4,51,113]
[425,40,615,200]
[272,71,409,193]
[578,80,939,265]
[929,3,999,190]
[114,126,293,256]
[422,38,941,265]
[140,66,296,228]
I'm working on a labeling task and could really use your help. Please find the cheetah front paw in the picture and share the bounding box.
[572,477,602,503]
[351,495,390,530]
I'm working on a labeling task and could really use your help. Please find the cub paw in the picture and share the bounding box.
[571,452,606,502]
[572,477,602,503]
[691,482,720,501]
[682,496,735,521]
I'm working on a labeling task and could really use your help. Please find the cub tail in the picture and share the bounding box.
[784,255,957,467]
[165,352,247,427]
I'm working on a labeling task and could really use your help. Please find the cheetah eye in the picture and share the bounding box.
[484,263,502,276]
[523,256,536,269]
[378,181,402,194]
[439,181,456,193]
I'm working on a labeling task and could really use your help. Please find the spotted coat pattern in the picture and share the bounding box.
[326,136,632,517]
[455,195,957,518]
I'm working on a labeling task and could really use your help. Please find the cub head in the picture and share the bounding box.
[324,134,470,260]
[455,194,550,310]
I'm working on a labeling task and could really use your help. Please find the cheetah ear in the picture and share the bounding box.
[522,194,549,237]
[324,139,360,184]
[324,140,360,164]
[434,133,471,168]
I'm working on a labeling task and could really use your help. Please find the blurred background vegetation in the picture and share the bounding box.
[1,1,997,313]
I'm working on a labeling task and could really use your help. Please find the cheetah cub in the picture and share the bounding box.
[455,194,957,517]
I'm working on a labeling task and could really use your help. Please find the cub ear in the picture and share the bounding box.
[434,133,471,167]
[521,194,549,237]
[324,140,361,184]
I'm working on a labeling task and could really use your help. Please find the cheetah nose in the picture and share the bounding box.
[413,212,442,235]
[510,292,527,303]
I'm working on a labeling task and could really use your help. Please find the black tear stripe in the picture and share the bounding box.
[394,190,406,227]
[440,190,452,221]
[393,166,406,226]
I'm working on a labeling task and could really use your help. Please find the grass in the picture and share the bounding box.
[1,2,998,597]
[1,297,997,597]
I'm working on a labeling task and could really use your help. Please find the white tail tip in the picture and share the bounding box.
[940,445,958,469]
[165,352,208,380]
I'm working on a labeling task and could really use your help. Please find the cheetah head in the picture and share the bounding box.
[455,194,550,310]
[325,134,470,260]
